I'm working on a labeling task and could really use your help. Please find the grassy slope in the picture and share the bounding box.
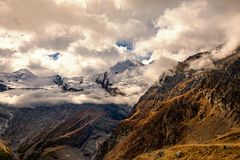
[134,129,240,160]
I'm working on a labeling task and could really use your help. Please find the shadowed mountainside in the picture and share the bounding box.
[0,103,130,160]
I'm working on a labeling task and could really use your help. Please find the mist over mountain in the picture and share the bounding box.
[0,58,150,106]
[1,0,240,160]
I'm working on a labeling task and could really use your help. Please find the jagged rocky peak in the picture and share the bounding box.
[52,74,64,86]
[0,83,8,92]
[96,72,119,95]
[62,83,83,92]
[94,58,146,96]
[51,75,84,91]
[110,59,143,74]
[0,57,148,96]
[96,72,112,89]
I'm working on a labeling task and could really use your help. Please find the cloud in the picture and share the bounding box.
[0,0,111,34]
[144,56,177,82]
[0,48,16,72]
[20,25,84,52]
[0,0,240,80]
[134,0,240,63]
[0,48,15,57]
[0,0,181,76]
[189,55,215,70]
[0,93,19,105]
[0,89,139,106]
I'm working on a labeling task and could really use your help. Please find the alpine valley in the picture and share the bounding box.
[1,46,240,160]
[1,1,240,160]
[0,58,148,160]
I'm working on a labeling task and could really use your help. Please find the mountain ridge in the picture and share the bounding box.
[0,59,149,106]
[96,47,240,160]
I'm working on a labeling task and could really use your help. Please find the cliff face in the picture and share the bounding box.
[97,50,240,160]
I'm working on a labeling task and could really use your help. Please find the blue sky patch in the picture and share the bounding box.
[116,39,134,51]
[48,52,61,61]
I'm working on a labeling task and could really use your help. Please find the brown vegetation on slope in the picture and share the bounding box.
[97,50,240,160]
[0,140,13,160]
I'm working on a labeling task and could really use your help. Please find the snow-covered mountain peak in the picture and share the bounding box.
[0,59,150,105]
[109,59,143,74]
[13,69,33,75]
[12,69,37,79]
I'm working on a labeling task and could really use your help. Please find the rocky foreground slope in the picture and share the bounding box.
[97,48,240,160]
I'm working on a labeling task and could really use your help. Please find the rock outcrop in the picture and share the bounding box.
[52,75,64,86]
[96,72,120,96]
[0,83,8,92]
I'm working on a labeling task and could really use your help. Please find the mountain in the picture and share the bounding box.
[4,48,240,160]
[0,58,148,160]
[94,59,148,96]
[0,59,149,102]
[0,69,37,82]
[0,69,53,90]
[109,59,143,74]
[96,47,240,160]
[0,103,130,160]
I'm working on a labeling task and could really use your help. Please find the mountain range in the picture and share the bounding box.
[97,46,240,160]
[0,58,148,160]
[1,46,240,160]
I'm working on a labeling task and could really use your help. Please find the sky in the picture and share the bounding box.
[0,0,240,77]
